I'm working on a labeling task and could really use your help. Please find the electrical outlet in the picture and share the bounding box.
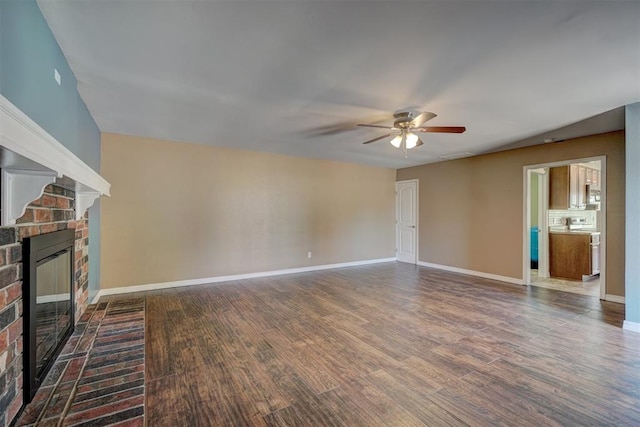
[307,251,312,259]
[54,69,61,85]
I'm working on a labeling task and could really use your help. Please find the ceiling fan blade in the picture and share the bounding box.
[306,122,357,136]
[413,126,466,133]
[415,137,424,147]
[306,113,392,136]
[410,112,437,128]
[362,132,395,144]
[357,124,395,130]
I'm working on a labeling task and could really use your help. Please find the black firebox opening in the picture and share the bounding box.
[23,229,75,403]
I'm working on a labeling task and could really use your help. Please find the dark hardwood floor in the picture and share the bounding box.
[109,262,639,426]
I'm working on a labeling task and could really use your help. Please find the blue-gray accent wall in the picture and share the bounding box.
[1,0,102,300]
[626,103,640,328]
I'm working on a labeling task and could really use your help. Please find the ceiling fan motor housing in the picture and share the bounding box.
[393,111,415,128]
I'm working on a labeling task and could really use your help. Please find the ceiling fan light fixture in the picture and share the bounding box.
[405,132,419,149]
[390,134,403,148]
[358,110,465,156]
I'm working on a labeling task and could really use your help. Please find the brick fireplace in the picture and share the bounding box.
[0,93,109,426]
[0,185,91,425]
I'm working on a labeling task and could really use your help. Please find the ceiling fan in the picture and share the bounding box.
[358,110,466,155]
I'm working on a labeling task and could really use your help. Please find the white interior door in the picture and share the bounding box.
[396,180,418,264]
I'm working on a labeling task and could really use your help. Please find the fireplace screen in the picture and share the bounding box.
[23,229,75,403]
[35,250,72,373]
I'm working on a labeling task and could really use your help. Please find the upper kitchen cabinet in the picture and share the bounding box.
[549,165,572,209]
[575,165,587,208]
[549,164,601,210]
[586,167,601,189]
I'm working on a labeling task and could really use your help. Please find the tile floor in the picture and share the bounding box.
[530,269,600,297]
[17,299,145,426]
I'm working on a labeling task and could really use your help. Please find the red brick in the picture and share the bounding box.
[7,317,22,343]
[76,335,95,353]
[61,357,86,383]
[63,395,144,425]
[7,394,23,423]
[56,197,70,209]
[37,417,59,426]
[30,196,42,207]
[5,282,21,305]
[70,385,143,417]
[82,359,144,379]
[42,194,57,207]
[0,249,5,268]
[0,328,8,353]
[76,371,144,395]
[19,385,54,424]
[5,343,14,365]
[16,208,35,224]
[34,209,52,223]
[18,226,40,239]
[40,223,58,234]
[110,415,144,427]
[7,245,22,264]
[42,381,76,417]
[0,265,17,288]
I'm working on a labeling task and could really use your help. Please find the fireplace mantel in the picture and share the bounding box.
[0,94,110,225]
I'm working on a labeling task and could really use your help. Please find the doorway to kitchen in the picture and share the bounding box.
[524,157,606,299]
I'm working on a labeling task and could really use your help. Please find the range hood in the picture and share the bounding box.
[0,94,110,225]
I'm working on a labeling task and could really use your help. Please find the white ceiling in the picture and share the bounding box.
[38,1,639,169]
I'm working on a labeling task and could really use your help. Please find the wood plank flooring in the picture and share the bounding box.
[115,263,639,426]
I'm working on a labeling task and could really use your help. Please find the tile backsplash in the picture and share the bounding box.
[548,209,597,226]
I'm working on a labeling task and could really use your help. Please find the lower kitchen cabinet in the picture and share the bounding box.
[549,233,599,280]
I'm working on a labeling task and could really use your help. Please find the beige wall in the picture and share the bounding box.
[397,131,625,296]
[100,133,396,289]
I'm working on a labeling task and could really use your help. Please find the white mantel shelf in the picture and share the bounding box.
[0,94,110,225]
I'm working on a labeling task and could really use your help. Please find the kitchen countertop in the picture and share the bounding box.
[548,228,600,235]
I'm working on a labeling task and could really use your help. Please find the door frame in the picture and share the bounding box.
[522,155,607,299]
[396,179,419,264]
[528,169,549,277]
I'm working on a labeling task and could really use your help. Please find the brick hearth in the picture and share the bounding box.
[17,299,145,426]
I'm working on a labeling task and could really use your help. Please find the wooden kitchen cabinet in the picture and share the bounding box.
[549,165,596,209]
[549,166,571,209]
[549,233,597,280]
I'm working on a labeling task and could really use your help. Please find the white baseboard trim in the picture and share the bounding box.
[417,261,524,285]
[91,257,397,303]
[604,294,625,304]
[623,320,640,333]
